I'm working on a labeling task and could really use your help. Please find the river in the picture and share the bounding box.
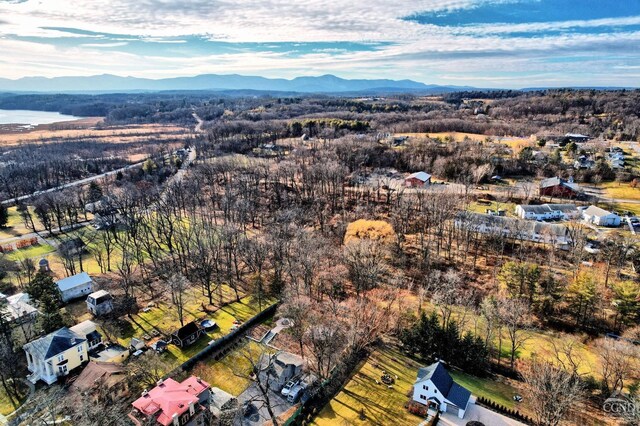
[0,109,81,126]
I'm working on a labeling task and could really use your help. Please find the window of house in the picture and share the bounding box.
[423,385,429,391]
[77,345,83,352]
[419,395,426,400]
[79,354,84,362]
[57,354,64,362]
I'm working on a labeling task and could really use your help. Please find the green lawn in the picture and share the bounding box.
[194,339,270,396]
[313,345,424,426]
[0,206,44,241]
[111,289,277,369]
[0,382,28,416]
[449,370,520,410]
[467,201,517,216]
[5,242,56,261]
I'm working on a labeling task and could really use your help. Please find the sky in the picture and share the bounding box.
[0,0,639,88]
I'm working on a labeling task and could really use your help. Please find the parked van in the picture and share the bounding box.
[287,384,305,403]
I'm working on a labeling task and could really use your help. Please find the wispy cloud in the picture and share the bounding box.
[0,0,638,87]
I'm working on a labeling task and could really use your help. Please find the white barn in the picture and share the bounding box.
[56,272,94,303]
[515,203,579,221]
[582,206,621,227]
[413,361,473,419]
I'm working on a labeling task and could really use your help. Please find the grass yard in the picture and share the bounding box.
[313,345,424,426]
[194,339,271,396]
[111,289,277,367]
[467,201,517,216]
[449,370,521,410]
[5,242,56,261]
[0,382,29,416]
[0,206,44,241]
[598,181,640,201]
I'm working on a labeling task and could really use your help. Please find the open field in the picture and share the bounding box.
[597,181,640,201]
[0,122,189,146]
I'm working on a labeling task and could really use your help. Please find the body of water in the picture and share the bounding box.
[0,109,81,125]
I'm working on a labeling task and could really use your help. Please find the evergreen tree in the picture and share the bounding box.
[0,204,8,228]
[38,292,64,333]
[86,181,103,203]
[26,270,61,305]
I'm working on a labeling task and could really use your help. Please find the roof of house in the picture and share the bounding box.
[56,272,92,292]
[88,290,110,299]
[23,327,85,360]
[70,320,98,338]
[518,203,578,214]
[210,387,237,417]
[172,321,201,340]
[0,292,37,321]
[70,361,126,393]
[406,172,432,182]
[539,177,579,191]
[583,205,617,218]
[565,133,589,138]
[415,361,471,409]
[459,212,569,238]
[131,377,210,426]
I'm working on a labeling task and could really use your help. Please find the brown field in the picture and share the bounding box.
[0,120,190,146]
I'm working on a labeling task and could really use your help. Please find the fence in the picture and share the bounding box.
[476,396,535,425]
[174,302,279,374]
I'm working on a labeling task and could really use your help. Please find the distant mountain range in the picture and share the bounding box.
[0,73,478,94]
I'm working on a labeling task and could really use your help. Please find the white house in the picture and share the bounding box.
[413,361,472,419]
[515,204,579,221]
[56,272,94,303]
[0,292,38,325]
[582,206,621,227]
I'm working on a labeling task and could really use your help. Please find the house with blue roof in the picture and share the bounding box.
[412,361,473,419]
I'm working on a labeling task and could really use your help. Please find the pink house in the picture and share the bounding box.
[129,376,211,426]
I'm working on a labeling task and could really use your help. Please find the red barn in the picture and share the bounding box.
[539,177,580,198]
[405,171,432,188]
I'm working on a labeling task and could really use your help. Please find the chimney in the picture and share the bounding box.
[157,379,164,386]
[172,413,179,426]
[189,401,195,416]
[196,377,201,383]
[141,389,148,397]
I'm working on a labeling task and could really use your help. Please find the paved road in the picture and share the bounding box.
[1,161,145,206]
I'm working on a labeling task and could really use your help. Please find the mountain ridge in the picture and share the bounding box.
[0,73,478,94]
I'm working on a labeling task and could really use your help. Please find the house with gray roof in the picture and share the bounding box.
[24,328,89,384]
[515,203,579,221]
[412,361,473,419]
[582,205,621,227]
[23,320,101,385]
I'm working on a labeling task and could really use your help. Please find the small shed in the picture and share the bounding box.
[57,272,94,303]
[86,290,114,316]
[170,321,203,348]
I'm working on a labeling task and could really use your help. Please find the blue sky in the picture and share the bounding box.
[0,0,639,88]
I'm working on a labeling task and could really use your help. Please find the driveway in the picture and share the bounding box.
[237,384,292,426]
[437,403,525,426]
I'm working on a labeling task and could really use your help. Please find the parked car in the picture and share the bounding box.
[287,384,305,404]
[281,379,299,397]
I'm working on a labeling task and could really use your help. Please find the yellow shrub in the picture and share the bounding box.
[344,219,395,245]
